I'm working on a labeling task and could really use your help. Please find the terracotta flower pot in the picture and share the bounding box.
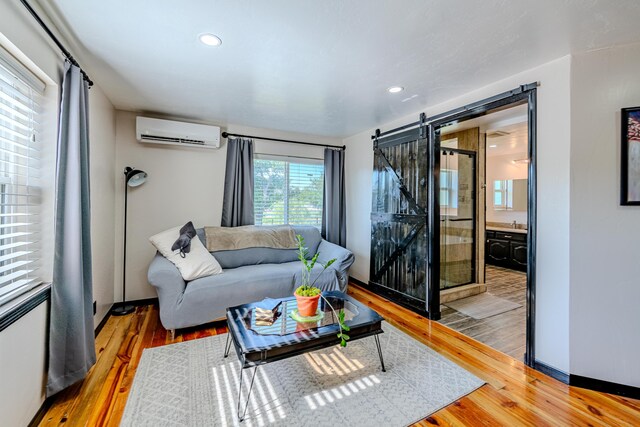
[295,293,321,317]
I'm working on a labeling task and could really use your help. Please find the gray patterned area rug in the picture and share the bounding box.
[121,322,484,427]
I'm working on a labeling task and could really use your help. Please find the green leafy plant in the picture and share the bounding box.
[295,235,335,289]
[294,285,321,297]
[334,305,351,347]
[294,234,350,346]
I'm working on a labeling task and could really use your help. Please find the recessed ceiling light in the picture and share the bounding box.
[387,86,404,94]
[199,33,222,46]
[489,144,497,148]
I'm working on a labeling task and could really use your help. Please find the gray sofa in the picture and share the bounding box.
[148,226,354,332]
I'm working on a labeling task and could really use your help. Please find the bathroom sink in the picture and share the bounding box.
[486,226,527,233]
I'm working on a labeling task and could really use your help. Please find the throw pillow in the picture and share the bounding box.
[171,221,197,257]
[149,226,222,281]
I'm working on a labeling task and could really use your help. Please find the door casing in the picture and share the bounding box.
[367,83,538,367]
[425,84,537,367]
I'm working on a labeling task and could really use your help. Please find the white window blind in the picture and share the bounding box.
[440,169,459,216]
[254,154,324,227]
[0,47,44,305]
[493,179,513,210]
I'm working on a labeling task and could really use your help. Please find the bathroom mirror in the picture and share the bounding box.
[493,179,527,211]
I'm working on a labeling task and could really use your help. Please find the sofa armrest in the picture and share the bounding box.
[316,240,355,288]
[148,253,185,328]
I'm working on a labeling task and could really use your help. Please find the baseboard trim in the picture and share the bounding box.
[534,359,569,384]
[27,396,53,427]
[94,305,112,337]
[97,298,158,335]
[112,297,159,309]
[348,276,431,318]
[348,276,367,287]
[570,374,640,399]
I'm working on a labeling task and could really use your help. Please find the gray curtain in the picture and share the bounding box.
[47,62,95,397]
[322,148,347,247]
[221,138,254,226]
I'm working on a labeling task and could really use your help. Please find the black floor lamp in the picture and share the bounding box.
[113,166,148,316]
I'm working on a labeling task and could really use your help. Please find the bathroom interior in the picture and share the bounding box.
[438,103,529,359]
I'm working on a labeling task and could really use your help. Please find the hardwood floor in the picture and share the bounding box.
[440,265,527,359]
[38,283,640,426]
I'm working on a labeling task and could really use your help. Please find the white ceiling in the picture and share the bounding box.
[487,121,528,158]
[440,103,528,156]
[41,0,640,138]
[441,103,527,135]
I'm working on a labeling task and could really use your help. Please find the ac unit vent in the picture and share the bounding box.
[136,116,220,149]
[487,130,511,138]
[141,134,206,145]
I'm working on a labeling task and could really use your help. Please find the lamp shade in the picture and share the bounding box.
[124,166,147,187]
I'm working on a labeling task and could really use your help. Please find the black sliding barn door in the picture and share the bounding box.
[370,127,429,312]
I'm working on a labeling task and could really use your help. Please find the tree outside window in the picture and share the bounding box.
[254,157,324,227]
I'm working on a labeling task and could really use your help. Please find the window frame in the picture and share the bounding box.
[253,154,325,228]
[440,168,459,216]
[0,45,46,307]
[493,179,514,211]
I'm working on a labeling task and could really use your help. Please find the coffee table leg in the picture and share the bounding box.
[224,333,232,358]
[374,333,386,372]
[237,366,258,422]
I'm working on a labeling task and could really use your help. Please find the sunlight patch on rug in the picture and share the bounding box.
[121,321,484,427]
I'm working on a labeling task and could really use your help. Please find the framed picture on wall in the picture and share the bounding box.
[621,107,640,205]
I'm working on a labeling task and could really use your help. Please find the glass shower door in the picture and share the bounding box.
[440,148,476,290]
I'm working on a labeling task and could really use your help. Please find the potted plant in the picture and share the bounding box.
[294,235,351,347]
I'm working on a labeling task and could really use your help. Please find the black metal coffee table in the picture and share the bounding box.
[224,290,385,421]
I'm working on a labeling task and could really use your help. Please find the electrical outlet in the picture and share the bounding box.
[93,301,96,315]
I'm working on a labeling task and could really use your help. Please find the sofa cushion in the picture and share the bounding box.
[180,260,345,324]
[195,225,322,269]
[149,226,222,281]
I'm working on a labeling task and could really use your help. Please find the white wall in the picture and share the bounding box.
[569,43,640,387]
[0,302,48,427]
[344,56,572,373]
[90,85,117,325]
[114,111,340,301]
[486,152,529,225]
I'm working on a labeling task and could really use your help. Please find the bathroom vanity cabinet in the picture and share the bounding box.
[486,230,527,272]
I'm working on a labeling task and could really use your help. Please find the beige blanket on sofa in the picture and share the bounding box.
[204,225,298,252]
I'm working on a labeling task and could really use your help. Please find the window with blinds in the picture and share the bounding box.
[0,47,45,305]
[254,155,324,227]
[440,169,459,216]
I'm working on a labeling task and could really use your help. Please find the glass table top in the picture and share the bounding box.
[242,295,359,337]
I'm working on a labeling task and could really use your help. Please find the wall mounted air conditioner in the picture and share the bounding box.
[136,116,220,149]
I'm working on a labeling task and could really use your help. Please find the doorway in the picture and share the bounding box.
[437,104,529,360]
[426,85,537,366]
[367,84,537,366]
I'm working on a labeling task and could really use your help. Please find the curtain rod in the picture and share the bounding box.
[222,132,346,150]
[255,152,323,161]
[19,0,94,87]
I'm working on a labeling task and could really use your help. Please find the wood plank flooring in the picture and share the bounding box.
[38,283,640,426]
[440,265,527,359]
